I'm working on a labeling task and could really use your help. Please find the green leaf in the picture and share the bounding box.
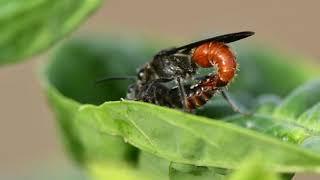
[87,162,161,180]
[42,37,159,179]
[0,0,102,65]
[42,37,320,179]
[46,86,139,165]
[77,100,320,172]
[168,157,293,180]
[169,163,228,180]
[274,80,320,122]
[226,80,320,144]
[138,151,170,179]
[46,37,157,105]
[228,155,281,180]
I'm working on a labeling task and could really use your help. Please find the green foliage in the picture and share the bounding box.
[227,80,320,144]
[169,163,228,180]
[3,1,319,179]
[43,37,320,179]
[77,98,320,172]
[0,0,102,65]
[228,155,281,180]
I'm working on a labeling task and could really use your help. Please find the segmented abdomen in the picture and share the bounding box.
[185,74,221,110]
[192,42,237,84]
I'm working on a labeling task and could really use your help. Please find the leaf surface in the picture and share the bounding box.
[0,0,102,65]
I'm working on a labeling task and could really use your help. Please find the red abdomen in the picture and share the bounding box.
[192,42,237,85]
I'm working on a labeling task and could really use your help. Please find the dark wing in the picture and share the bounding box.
[163,31,254,55]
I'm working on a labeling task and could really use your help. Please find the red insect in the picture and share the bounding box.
[192,42,237,85]
[184,42,239,110]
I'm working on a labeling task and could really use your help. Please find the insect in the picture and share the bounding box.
[125,31,254,112]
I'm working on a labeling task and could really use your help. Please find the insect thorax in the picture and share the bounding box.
[150,54,197,80]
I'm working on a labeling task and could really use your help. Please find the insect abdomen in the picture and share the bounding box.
[185,75,220,110]
[192,42,237,85]
[185,90,215,109]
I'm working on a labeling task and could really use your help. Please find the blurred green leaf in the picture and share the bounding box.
[232,45,319,97]
[42,37,320,179]
[138,152,170,179]
[43,37,158,179]
[228,155,281,180]
[87,162,161,180]
[0,0,102,65]
[46,37,157,105]
[169,163,228,180]
[226,80,320,145]
[274,80,320,122]
[46,86,139,166]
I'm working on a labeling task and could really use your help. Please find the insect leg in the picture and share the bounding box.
[221,88,251,115]
[175,77,188,111]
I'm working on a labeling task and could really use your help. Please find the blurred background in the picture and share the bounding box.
[0,0,319,179]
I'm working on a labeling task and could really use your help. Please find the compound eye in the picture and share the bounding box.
[137,69,145,79]
[139,71,144,78]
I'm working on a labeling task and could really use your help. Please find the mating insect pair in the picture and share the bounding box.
[98,31,254,113]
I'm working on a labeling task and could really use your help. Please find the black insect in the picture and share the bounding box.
[98,31,254,112]
[125,31,254,112]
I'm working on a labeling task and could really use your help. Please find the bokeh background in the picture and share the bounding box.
[1,0,319,179]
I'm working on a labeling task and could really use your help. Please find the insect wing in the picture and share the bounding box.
[164,31,254,55]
